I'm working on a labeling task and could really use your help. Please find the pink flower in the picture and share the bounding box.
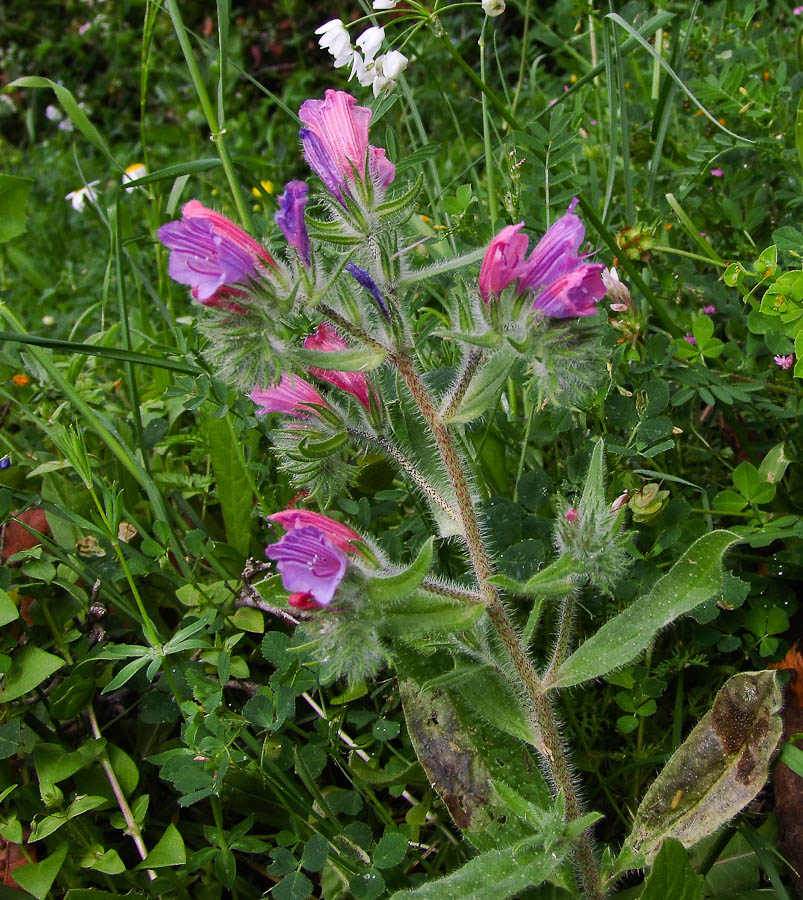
[267,508,361,553]
[702,304,717,315]
[266,526,347,607]
[611,492,628,512]
[250,373,328,417]
[565,507,578,524]
[299,90,395,204]
[710,168,724,178]
[182,201,275,267]
[159,201,275,308]
[795,5,803,14]
[478,223,530,302]
[304,324,372,409]
[532,264,606,319]
[478,199,606,318]
[774,354,794,370]
[684,333,696,345]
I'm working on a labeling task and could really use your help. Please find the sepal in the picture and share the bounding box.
[367,537,433,603]
[444,348,516,425]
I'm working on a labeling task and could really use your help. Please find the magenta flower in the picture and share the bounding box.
[774,354,794,370]
[299,90,395,203]
[710,168,724,178]
[532,264,606,318]
[158,201,274,305]
[266,525,347,606]
[250,373,328,417]
[267,508,360,553]
[702,304,717,315]
[478,199,606,318]
[182,201,275,267]
[478,223,530,303]
[518,199,585,292]
[304,324,372,409]
[684,334,696,345]
[275,181,310,266]
[157,217,256,303]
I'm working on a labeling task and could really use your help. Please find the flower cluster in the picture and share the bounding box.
[315,20,409,96]
[478,200,606,318]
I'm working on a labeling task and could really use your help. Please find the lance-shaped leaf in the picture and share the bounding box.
[444,348,517,425]
[367,537,434,603]
[626,670,782,864]
[296,346,387,372]
[375,172,423,221]
[553,530,741,688]
[489,554,583,599]
[388,842,568,900]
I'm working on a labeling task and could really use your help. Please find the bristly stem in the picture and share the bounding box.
[347,428,462,529]
[390,349,605,900]
[441,348,484,420]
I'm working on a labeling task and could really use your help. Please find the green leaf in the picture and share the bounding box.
[80,848,126,875]
[554,531,741,688]
[300,834,329,873]
[373,832,408,869]
[733,462,775,505]
[137,823,186,868]
[626,671,782,864]
[757,442,790,486]
[204,412,254,557]
[0,175,33,243]
[0,645,64,701]
[0,720,21,760]
[388,843,567,900]
[296,346,387,372]
[378,594,483,638]
[0,589,19,627]
[641,839,705,900]
[101,655,151,693]
[13,841,68,899]
[122,158,221,188]
[368,538,434,604]
[443,348,516,425]
[274,871,314,900]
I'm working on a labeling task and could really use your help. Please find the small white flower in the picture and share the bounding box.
[65,181,100,212]
[602,267,631,306]
[315,19,351,56]
[334,48,358,69]
[45,105,62,122]
[378,50,408,80]
[122,163,147,184]
[373,0,399,9]
[482,0,506,15]
[355,26,385,64]
[41,315,55,327]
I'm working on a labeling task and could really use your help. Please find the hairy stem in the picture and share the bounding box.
[440,348,484,420]
[348,428,462,529]
[543,594,577,686]
[392,349,604,900]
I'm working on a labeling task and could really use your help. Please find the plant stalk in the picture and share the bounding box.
[391,350,604,899]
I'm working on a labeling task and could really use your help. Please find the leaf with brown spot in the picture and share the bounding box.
[626,671,782,863]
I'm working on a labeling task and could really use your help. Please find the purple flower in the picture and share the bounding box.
[0,456,10,470]
[532,264,606,318]
[710,168,724,178]
[157,217,256,302]
[774,354,794,370]
[702,304,717,315]
[684,333,696,345]
[519,199,586,292]
[266,525,347,606]
[299,90,395,204]
[346,262,389,320]
[276,181,310,266]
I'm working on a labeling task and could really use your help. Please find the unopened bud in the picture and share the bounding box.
[482,0,506,16]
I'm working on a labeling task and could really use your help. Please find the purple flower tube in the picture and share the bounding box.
[275,181,311,266]
[266,525,348,606]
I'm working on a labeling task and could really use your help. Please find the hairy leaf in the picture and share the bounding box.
[554,530,740,688]
[444,348,516,425]
[368,538,434,603]
[640,839,705,900]
[626,671,782,863]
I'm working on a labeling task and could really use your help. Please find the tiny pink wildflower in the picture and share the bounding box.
[684,334,696,346]
[774,354,794,370]
[565,507,578,524]
[710,168,724,177]
[702,304,717,315]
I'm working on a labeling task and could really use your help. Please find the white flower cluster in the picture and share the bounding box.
[315,20,409,97]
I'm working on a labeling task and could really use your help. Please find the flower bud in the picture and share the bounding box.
[482,0,506,16]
